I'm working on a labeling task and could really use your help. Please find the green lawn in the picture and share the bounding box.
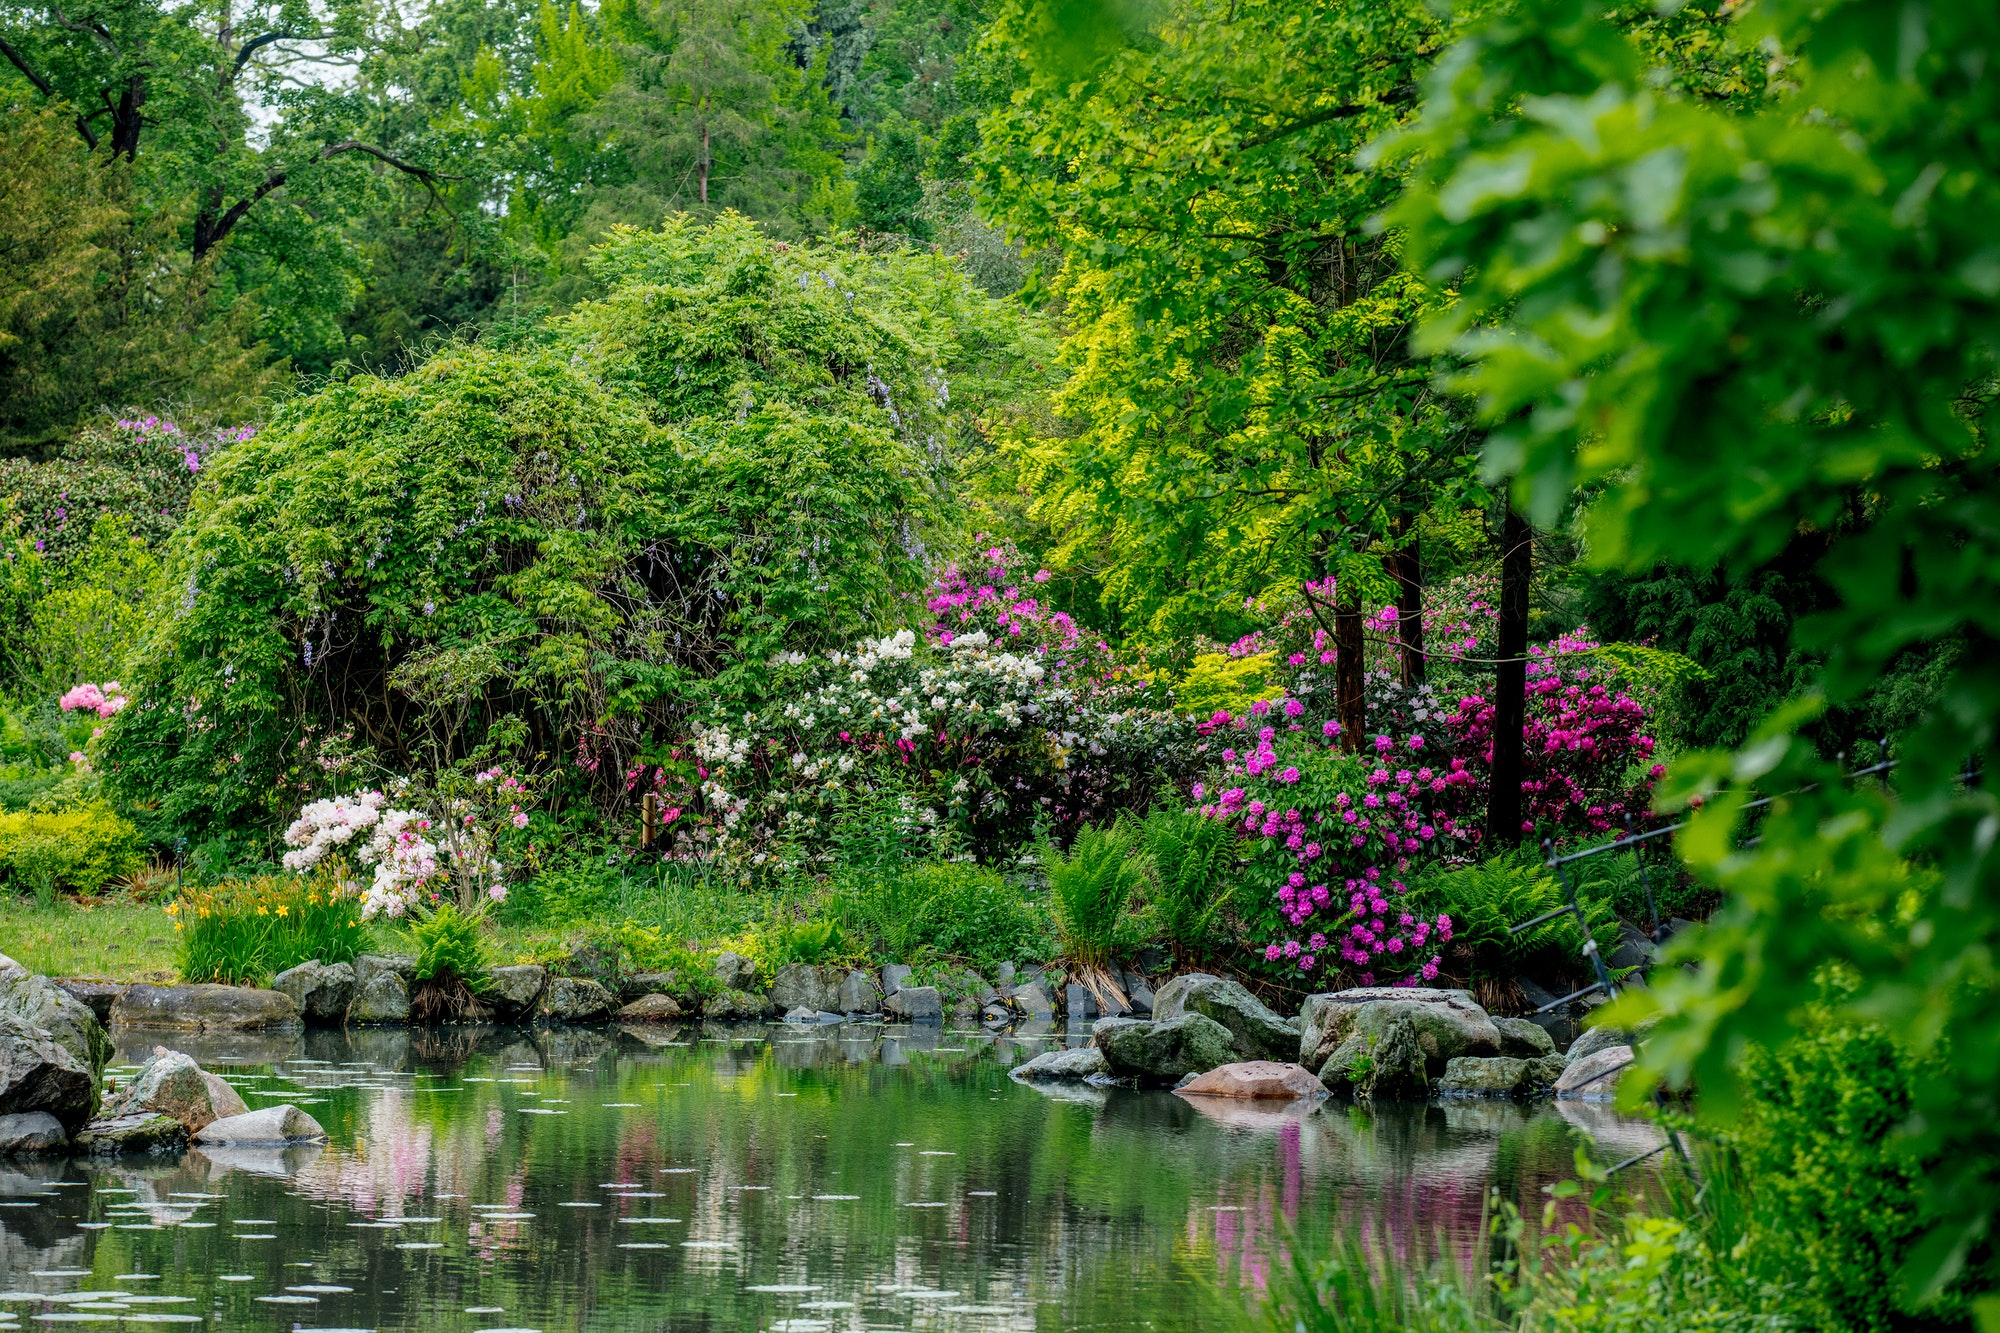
[0,898,181,980]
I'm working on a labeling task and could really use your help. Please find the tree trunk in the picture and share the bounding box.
[1389,513,1424,685]
[699,113,710,205]
[1485,505,1532,846]
[1334,592,1365,753]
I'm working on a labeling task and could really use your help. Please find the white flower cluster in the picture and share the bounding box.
[281,790,438,919]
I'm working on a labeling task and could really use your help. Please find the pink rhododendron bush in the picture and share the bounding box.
[1189,620,1664,988]
[659,548,1201,869]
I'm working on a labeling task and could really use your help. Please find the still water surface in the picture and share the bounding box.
[0,1023,1664,1333]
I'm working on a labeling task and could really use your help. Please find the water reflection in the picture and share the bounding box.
[0,1025,1663,1332]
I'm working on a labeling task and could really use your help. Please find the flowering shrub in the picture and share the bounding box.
[1437,636,1663,838]
[58,681,127,719]
[1194,716,1469,985]
[281,769,533,918]
[665,550,1197,868]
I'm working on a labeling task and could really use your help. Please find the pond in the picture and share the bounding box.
[0,1023,1666,1333]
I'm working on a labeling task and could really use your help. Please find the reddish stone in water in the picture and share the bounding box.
[1175,1061,1326,1100]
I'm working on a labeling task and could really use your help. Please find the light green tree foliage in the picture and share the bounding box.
[30,516,160,690]
[105,216,1052,835]
[1385,0,2000,1303]
[971,0,1479,641]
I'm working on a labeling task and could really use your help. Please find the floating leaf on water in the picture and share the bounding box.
[348,1222,400,1229]
[768,1321,830,1332]
[517,1109,564,1116]
[392,1217,442,1223]
[477,1212,533,1221]
[898,1290,961,1300]
[396,1243,444,1251]
[811,1196,860,1201]
[235,1235,277,1240]
[616,1218,681,1225]
[116,1298,193,1305]
[941,1306,1014,1315]
[655,1169,696,1174]
[73,1224,110,1231]
[116,1318,203,1325]
[214,1277,255,1283]
[918,1152,956,1157]
[743,1286,819,1294]
[679,1241,733,1249]
[232,1220,278,1225]
[967,1192,997,1197]
[286,1287,353,1295]
[254,1295,318,1304]
[462,1309,504,1315]
[797,1302,855,1311]
[175,1223,216,1229]
[556,1203,600,1208]
[601,1103,638,1108]
[112,1276,160,1281]
[26,1275,89,1281]
[614,1244,672,1250]
[904,1203,948,1208]
[31,1315,121,1323]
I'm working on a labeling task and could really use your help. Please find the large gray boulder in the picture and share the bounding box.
[1438,1055,1568,1099]
[103,1047,247,1133]
[0,1111,66,1155]
[0,1010,97,1132]
[769,965,840,1014]
[1355,1016,1430,1101]
[622,971,680,1003]
[113,983,302,1032]
[1555,1046,1633,1103]
[712,951,759,991]
[1299,988,1501,1077]
[272,961,356,1026]
[484,965,547,1022]
[348,955,415,1024]
[836,969,883,1014]
[1493,1015,1558,1059]
[704,988,774,1021]
[1011,982,1055,1022]
[1178,1061,1326,1100]
[537,977,617,1024]
[1094,1012,1237,1084]
[884,986,944,1025]
[74,1111,187,1155]
[0,970,111,1075]
[195,1104,327,1145]
[1010,1047,1108,1082]
[1153,976,1297,1061]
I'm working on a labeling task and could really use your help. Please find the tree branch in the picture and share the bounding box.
[0,35,102,149]
[193,139,454,258]
[228,30,297,82]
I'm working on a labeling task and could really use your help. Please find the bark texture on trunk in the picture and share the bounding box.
[1485,506,1532,846]
[1334,594,1365,753]
[1390,536,1424,686]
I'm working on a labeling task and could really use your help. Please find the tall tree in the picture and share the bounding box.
[971,0,1482,725]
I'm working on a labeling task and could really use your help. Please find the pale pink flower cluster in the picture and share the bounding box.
[59,681,128,718]
[281,791,439,918]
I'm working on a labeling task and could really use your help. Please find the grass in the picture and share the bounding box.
[0,895,180,980]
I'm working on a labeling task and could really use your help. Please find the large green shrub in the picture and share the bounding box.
[0,800,145,896]
[1727,1022,1963,1333]
[103,216,1053,837]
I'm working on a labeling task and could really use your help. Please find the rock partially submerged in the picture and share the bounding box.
[836,969,883,1014]
[617,994,684,1023]
[1555,1046,1633,1102]
[52,979,126,1026]
[111,983,302,1033]
[1010,1047,1109,1082]
[195,1104,327,1145]
[1154,975,1299,1062]
[1176,1061,1326,1100]
[273,961,356,1026]
[0,1010,97,1133]
[102,1047,248,1133]
[884,986,943,1025]
[538,977,618,1024]
[1299,988,1501,1079]
[348,955,415,1024]
[1094,1012,1237,1084]
[0,1110,66,1155]
[705,989,774,1021]
[769,965,840,1014]
[484,965,548,1022]
[75,1111,187,1155]
[1437,1055,1568,1099]
[0,969,111,1075]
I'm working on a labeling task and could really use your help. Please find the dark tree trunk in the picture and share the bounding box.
[1485,505,1532,846]
[1334,592,1365,753]
[1389,514,1424,685]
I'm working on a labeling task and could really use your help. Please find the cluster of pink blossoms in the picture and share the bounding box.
[59,681,128,718]
[1256,866,1450,984]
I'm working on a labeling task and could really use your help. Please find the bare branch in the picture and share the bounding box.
[194,138,456,257]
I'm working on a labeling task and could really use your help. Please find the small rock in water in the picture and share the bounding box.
[0,1112,67,1156]
[195,1104,326,1145]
